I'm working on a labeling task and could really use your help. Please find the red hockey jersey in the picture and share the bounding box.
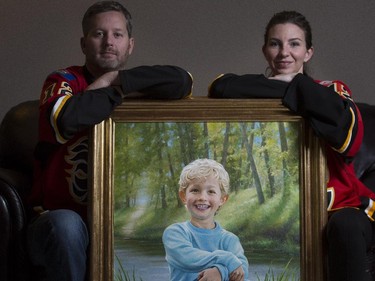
[29,65,193,221]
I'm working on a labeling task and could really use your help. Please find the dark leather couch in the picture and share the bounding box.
[0,100,39,281]
[1,100,375,281]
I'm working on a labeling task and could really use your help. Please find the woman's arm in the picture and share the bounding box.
[208,72,363,158]
[208,73,288,98]
[283,74,363,157]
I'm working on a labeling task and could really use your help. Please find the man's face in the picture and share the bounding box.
[81,11,134,77]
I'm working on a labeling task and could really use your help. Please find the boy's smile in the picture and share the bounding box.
[196,204,210,210]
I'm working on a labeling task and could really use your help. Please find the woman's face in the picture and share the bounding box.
[263,23,313,76]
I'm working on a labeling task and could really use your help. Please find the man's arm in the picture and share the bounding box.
[36,67,124,145]
[56,65,193,141]
[54,86,123,142]
[86,65,194,99]
[119,65,193,99]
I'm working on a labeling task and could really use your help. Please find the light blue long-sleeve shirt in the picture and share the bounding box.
[162,221,249,281]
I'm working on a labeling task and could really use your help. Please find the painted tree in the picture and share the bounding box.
[240,122,265,204]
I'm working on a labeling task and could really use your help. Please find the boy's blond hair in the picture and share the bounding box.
[179,159,230,196]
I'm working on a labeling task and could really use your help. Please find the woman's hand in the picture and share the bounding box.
[229,265,245,281]
[197,267,222,281]
[268,73,298,83]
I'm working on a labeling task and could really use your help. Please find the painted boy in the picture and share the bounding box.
[162,159,249,281]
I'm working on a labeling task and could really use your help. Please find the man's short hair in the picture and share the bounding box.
[82,1,133,37]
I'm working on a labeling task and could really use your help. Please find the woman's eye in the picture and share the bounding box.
[269,41,280,47]
[290,41,300,47]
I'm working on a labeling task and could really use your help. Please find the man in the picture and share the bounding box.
[26,1,192,280]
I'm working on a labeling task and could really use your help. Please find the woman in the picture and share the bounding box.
[209,11,375,281]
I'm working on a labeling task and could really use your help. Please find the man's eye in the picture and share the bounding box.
[114,33,123,38]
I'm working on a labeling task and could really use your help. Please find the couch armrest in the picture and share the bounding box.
[0,167,32,281]
[354,103,375,193]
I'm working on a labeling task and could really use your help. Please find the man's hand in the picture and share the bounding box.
[85,71,120,91]
[229,265,245,281]
[197,267,222,281]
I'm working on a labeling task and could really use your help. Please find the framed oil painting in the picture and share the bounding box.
[89,97,327,281]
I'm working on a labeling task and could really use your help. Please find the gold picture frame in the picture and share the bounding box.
[89,97,327,281]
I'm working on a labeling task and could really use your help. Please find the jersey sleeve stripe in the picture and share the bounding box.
[365,199,375,221]
[50,95,71,144]
[332,107,355,154]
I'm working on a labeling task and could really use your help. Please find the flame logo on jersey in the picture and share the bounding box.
[57,81,73,96]
[319,80,352,100]
[42,83,56,104]
[65,136,88,205]
[42,81,73,104]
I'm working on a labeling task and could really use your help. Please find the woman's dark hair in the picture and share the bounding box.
[82,1,133,37]
[263,11,312,50]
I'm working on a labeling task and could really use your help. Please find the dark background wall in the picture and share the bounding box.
[1,0,375,120]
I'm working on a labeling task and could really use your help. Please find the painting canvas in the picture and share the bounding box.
[89,97,327,281]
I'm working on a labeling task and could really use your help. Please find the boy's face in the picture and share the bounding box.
[179,176,228,229]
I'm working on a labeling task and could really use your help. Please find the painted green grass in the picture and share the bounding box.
[256,260,300,281]
[114,255,143,281]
